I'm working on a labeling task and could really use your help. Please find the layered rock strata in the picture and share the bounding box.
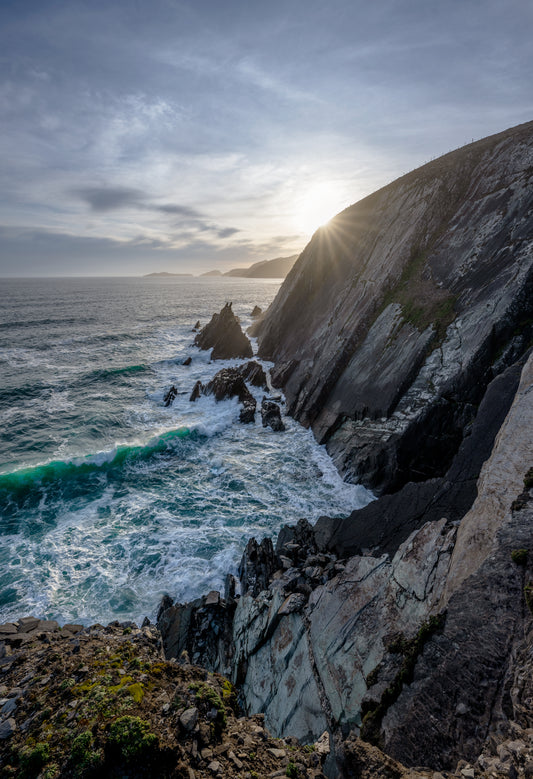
[257,120,533,494]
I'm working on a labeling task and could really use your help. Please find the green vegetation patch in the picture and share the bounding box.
[106,716,158,762]
[379,249,457,342]
[511,549,528,566]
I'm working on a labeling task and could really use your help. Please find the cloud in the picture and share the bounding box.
[71,186,144,212]
[155,203,203,218]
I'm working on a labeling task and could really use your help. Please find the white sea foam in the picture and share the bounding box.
[0,278,374,626]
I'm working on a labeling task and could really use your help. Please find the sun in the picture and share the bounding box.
[294,182,344,236]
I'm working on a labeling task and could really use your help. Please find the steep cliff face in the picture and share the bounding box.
[258,121,533,493]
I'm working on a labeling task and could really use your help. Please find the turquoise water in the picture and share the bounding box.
[0,277,372,625]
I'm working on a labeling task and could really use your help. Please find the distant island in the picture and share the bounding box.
[201,254,299,279]
[143,271,194,277]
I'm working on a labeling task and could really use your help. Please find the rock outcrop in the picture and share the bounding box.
[257,120,533,494]
[195,303,253,360]
[260,398,286,431]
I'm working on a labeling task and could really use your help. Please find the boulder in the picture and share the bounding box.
[182,356,192,366]
[261,398,285,431]
[194,303,253,360]
[251,306,263,318]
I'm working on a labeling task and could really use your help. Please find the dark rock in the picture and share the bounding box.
[182,356,192,366]
[251,306,262,318]
[189,380,204,402]
[163,385,178,407]
[194,303,253,360]
[157,592,236,674]
[141,616,151,628]
[313,353,528,559]
[205,368,255,405]
[192,320,201,331]
[157,594,174,622]
[239,537,277,598]
[238,360,268,389]
[0,718,15,739]
[239,399,256,424]
[224,574,237,602]
[380,504,533,769]
[261,398,285,431]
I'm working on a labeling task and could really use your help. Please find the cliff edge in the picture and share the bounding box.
[257,120,533,494]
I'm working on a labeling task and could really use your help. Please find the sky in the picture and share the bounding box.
[0,0,531,277]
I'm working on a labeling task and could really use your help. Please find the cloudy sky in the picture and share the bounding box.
[1,0,531,276]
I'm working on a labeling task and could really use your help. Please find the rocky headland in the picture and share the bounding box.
[158,121,533,776]
[2,121,533,778]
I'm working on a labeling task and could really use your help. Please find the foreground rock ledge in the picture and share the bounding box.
[0,619,330,778]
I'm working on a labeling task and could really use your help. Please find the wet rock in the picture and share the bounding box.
[192,320,201,331]
[261,398,285,431]
[239,399,256,424]
[194,302,253,360]
[238,360,268,389]
[163,385,178,407]
[189,380,204,402]
[251,306,262,318]
[183,356,192,366]
[205,368,255,404]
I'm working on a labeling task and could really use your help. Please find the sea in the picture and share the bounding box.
[0,276,373,627]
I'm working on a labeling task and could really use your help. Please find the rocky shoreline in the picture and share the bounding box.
[1,121,533,778]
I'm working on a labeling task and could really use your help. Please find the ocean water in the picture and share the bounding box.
[0,276,372,626]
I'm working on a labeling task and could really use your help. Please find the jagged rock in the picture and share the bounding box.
[239,399,256,424]
[189,367,258,422]
[189,380,204,402]
[261,398,285,431]
[239,537,277,598]
[157,591,236,673]
[238,360,268,389]
[251,306,263,318]
[257,121,533,494]
[194,303,253,360]
[182,356,192,366]
[204,368,255,404]
[192,320,200,331]
[163,385,178,407]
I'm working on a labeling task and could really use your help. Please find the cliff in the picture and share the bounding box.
[257,120,533,494]
[156,121,533,777]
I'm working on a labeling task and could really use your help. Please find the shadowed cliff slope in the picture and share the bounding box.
[257,120,533,493]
